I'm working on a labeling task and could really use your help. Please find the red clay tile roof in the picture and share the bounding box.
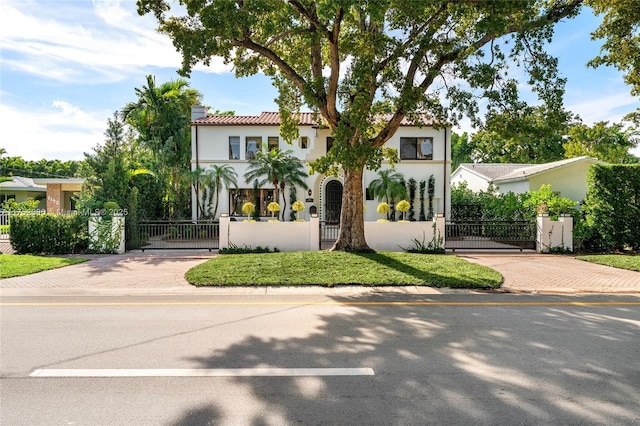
[192,112,436,127]
[192,112,318,126]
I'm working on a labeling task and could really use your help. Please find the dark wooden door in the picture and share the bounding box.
[324,180,343,222]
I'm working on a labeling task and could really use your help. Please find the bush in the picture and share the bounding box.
[219,243,280,254]
[584,164,640,251]
[10,214,89,254]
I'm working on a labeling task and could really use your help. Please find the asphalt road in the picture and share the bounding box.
[1,293,639,425]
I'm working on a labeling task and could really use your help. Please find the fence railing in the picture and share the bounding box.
[319,221,339,250]
[0,210,48,236]
[126,220,220,251]
[445,220,536,250]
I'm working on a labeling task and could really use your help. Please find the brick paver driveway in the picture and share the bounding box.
[459,253,640,293]
[0,252,214,292]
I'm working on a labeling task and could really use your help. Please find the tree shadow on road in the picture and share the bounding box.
[169,294,640,425]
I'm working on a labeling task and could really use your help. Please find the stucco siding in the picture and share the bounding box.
[191,114,451,221]
[526,162,593,202]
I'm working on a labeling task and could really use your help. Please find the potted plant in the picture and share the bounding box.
[267,202,280,222]
[396,200,410,221]
[292,200,305,221]
[242,202,256,221]
[377,202,390,222]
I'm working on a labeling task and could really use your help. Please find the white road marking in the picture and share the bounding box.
[29,368,375,377]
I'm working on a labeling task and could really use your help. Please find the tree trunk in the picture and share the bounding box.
[332,168,372,252]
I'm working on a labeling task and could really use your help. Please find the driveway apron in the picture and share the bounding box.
[459,253,640,293]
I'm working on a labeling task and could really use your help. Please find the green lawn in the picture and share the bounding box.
[186,251,503,289]
[0,255,88,278]
[576,254,640,272]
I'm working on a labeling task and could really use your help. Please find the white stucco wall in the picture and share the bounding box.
[495,179,530,195]
[526,162,594,202]
[451,168,492,193]
[191,116,451,221]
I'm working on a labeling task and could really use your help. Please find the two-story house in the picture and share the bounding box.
[191,106,451,222]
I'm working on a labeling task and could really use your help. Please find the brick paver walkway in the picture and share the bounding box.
[459,253,640,293]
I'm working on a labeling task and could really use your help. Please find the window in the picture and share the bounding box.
[0,193,16,203]
[245,137,262,160]
[229,188,276,217]
[365,188,374,201]
[400,137,433,160]
[229,136,240,160]
[299,136,309,149]
[267,136,279,152]
[327,137,334,153]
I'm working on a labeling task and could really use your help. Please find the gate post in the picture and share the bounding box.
[219,214,230,249]
[536,214,573,253]
[309,214,320,251]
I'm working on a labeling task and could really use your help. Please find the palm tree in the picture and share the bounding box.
[278,156,308,220]
[122,75,202,219]
[244,146,307,220]
[206,164,238,219]
[186,167,210,219]
[367,169,407,220]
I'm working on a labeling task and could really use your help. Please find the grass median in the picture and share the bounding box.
[0,254,88,278]
[186,251,503,289]
[576,254,640,272]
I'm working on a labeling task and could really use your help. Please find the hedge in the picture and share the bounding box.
[10,214,89,254]
[585,164,640,251]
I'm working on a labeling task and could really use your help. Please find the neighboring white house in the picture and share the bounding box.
[451,156,605,202]
[191,106,452,221]
[0,176,46,209]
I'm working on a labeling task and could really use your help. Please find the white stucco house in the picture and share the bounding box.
[191,106,451,222]
[451,156,605,203]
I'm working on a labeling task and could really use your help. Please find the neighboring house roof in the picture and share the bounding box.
[32,178,84,185]
[0,176,46,192]
[192,111,437,127]
[454,156,604,183]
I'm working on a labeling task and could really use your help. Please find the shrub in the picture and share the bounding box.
[584,164,640,251]
[396,200,410,221]
[10,214,89,254]
[219,243,280,254]
[242,202,256,221]
[292,200,305,221]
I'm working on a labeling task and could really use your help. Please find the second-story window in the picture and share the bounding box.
[299,136,309,149]
[400,137,433,160]
[229,136,240,160]
[246,136,262,160]
[327,137,334,154]
[268,136,279,152]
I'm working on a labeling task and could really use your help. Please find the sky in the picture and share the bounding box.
[1,0,639,162]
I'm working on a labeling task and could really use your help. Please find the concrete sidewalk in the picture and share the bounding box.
[1,250,638,295]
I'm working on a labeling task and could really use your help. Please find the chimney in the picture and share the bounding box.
[191,105,208,121]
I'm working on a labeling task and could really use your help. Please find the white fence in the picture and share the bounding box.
[219,214,446,252]
[0,210,47,237]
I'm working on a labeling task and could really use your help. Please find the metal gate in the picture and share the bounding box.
[319,221,339,250]
[126,220,219,251]
[445,220,536,251]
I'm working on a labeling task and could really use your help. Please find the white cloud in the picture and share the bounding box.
[0,0,230,84]
[566,92,638,125]
[0,102,107,161]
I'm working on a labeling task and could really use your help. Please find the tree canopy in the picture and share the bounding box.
[138,0,584,250]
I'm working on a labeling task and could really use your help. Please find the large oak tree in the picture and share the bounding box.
[138,0,583,251]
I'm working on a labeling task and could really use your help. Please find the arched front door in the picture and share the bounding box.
[324,180,343,222]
